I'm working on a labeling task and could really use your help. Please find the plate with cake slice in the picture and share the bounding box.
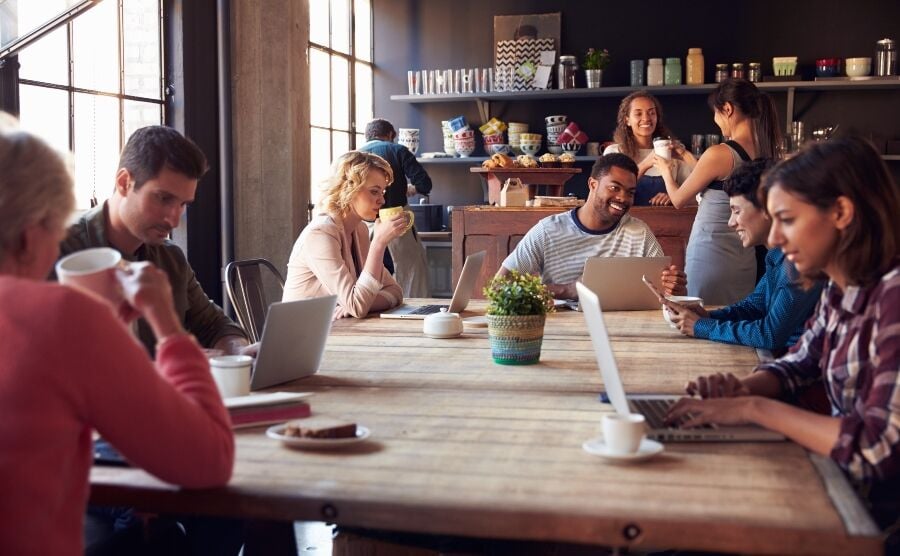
[266,416,370,449]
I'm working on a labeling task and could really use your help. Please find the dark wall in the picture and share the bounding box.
[373,0,900,209]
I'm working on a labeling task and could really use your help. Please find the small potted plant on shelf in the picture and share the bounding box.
[483,270,555,365]
[583,48,611,88]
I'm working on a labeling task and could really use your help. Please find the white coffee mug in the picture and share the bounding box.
[56,247,128,309]
[653,138,673,160]
[662,296,704,328]
[209,355,252,398]
[602,413,647,454]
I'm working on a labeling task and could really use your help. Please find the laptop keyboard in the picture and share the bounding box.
[407,304,448,316]
[630,398,712,430]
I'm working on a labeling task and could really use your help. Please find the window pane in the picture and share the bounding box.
[330,0,350,54]
[354,62,373,128]
[355,133,365,149]
[18,85,70,155]
[332,131,350,160]
[353,0,371,62]
[309,48,330,128]
[310,127,332,206]
[123,0,161,99]
[124,100,163,140]
[331,56,350,131]
[308,0,329,47]
[73,94,120,209]
[2,0,80,50]
[72,0,119,94]
[18,26,68,85]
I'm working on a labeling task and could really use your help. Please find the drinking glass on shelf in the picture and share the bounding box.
[691,134,704,156]
[407,70,417,95]
[415,70,423,94]
[427,70,436,95]
[705,134,721,148]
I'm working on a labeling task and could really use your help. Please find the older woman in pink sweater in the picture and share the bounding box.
[283,151,406,318]
[0,114,234,555]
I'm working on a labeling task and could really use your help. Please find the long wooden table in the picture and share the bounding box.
[90,301,881,554]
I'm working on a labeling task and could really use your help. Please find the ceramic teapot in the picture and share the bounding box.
[423,308,463,338]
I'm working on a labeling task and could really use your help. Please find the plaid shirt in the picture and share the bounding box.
[757,263,900,483]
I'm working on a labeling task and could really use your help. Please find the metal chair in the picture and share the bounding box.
[224,258,285,343]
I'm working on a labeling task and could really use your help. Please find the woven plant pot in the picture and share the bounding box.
[486,314,546,365]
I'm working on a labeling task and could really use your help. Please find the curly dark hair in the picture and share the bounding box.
[590,152,638,180]
[612,91,675,160]
[364,119,395,141]
[723,158,774,208]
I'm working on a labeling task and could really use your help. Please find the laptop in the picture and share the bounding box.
[575,282,784,442]
[250,294,337,390]
[380,251,486,319]
[579,256,671,311]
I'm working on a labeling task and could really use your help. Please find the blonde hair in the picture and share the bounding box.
[318,151,393,217]
[0,112,75,265]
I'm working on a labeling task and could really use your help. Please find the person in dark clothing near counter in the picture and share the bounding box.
[359,118,432,297]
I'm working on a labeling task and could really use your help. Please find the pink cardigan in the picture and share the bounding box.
[282,213,403,319]
[0,277,234,556]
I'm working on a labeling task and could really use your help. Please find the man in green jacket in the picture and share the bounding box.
[58,125,249,356]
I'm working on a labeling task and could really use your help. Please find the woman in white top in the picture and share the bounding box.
[655,79,782,305]
[603,91,696,206]
[283,151,406,319]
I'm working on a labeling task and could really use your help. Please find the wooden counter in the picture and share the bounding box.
[451,205,698,298]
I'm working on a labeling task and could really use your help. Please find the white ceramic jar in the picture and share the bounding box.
[423,308,463,338]
[647,58,664,86]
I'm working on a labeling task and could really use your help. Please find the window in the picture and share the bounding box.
[15,0,164,210]
[308,0,373,206]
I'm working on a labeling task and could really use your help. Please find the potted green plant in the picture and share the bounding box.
[583,48,611,88]
[483,270,555,365]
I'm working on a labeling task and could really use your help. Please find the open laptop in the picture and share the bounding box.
[579,256,671,311]
[575,282,784,442]
[380,251,486,319]
[250,294,337,390]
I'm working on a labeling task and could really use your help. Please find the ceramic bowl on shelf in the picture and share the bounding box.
[772,56,797,77]
[547,145,563,155]
[815,58,841,78]
[845,57,871,77]
[489,144,511,155]
[560,141,582,154]
[519,143,541,156]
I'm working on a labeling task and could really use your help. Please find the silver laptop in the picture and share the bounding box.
[250,295,337,390]
[580,256,671,311]
[380,251,486,319]
[575,282,784,442]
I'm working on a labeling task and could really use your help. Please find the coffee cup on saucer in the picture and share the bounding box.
[602,413,647,455]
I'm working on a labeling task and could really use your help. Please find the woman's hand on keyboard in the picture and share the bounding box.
[665,396,756,428]
[685,372,750,399]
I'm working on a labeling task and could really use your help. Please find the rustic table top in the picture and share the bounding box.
[90,300,880,554]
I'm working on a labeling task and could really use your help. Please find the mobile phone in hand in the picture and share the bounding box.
[642,275,678,312]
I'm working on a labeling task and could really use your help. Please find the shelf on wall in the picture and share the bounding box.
[883,155,900,161]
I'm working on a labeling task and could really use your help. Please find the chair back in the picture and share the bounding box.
[224,258,285,343]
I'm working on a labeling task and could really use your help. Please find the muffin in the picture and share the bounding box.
[516,154,538,168]
[539,153,559,168]
[559,152,576,168]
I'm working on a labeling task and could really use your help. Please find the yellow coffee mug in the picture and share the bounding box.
[378,206,415,233]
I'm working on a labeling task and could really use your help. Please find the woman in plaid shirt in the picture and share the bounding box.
[667,137,900,537]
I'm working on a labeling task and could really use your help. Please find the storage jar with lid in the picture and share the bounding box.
[557,55,577,89]
[665,57,682,85]
[647,58,664,86]
[731,62,745,79]
[715,63,729,83]
[748,62,761,82]
[686,48,704,85]
[876,38,897,76]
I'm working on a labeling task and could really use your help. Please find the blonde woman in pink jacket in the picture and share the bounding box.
[283,151,406,318]
[0,116,234,555]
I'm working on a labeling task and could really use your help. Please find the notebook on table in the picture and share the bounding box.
[575,281,784,442]
[380,251,486,319]
[579,256,671,311]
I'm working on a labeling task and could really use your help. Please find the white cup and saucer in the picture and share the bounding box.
[582,413,664,463]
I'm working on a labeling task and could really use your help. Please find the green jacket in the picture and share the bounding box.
[57,202,247,354]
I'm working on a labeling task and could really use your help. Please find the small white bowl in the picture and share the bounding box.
[423,308,463,338]
[845,57,871,77]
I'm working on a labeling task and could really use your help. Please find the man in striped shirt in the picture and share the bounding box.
[498,153,686,299]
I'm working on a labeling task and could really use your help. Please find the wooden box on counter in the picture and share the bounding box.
[451,205,698,298]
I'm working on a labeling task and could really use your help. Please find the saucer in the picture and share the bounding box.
[582,437,664,463]
[267,424,371,450]
[463,316,488,328]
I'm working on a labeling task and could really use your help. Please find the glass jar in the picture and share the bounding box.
[731,63,745,80]
[647,58,664,86]
[630,59,645,87]
[748,62,761,82]
[715,63,729,83]
[664,57,682,85]
[686,48,704,85]
[557,55,577,89]
[876,38,897,76]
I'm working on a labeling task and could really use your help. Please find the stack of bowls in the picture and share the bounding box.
[397,128,420,155]
[507,122,529,155]
[453,129,475,157]
[556,122,589,153]
[519,133,543,156]
[483,132,506,153]
[545,115,568,155]
[441,121,456,156]
[479,118,508,154]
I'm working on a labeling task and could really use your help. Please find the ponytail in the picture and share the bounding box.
[708,79,783,159]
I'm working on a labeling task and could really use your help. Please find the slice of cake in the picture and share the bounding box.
[283,416,357,439]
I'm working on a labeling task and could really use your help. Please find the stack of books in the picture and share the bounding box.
[225,392,312,429]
